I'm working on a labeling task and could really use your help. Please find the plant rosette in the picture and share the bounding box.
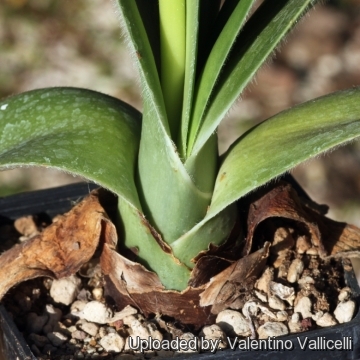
[1,0,360,351]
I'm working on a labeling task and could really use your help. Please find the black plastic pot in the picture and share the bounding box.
[0,183,360,360]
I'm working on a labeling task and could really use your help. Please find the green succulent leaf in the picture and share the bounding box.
[208,88,360,219]
[171,203,237,269]
[178,0,200,158]
[116,0,168,133]
[159,0,186,140]
[188,0,316,158]
[137,98,213,244]
[117,200,191,290]
[0,87,142,208]
[187,0,256,156]
[0,87,193,291]
[117,1,217,243]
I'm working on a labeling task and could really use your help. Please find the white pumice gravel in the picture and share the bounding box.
[99,332,125,352]
[79,321,99,336]
[296,235,311,254]
[254,289,267,302]
[255,267,273,294]
[50,275,82,305]
[177,333,199,353]
[91,287,103,301]
[3,223,357,358]
[268,295,286,310]
[294,296,313,319]
[334,300,356,323]
[270,282,295,304]
[257,322,289,339]
[276,311,288,321]
[200,324,227,349]
[216,309,251,337]
[81,300,113,324]
[338,287,351,302]
[109,305,138,322]
[316,312,337,327]
[287,258,304,283]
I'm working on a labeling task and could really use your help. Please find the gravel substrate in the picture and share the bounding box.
[1,216,357,359]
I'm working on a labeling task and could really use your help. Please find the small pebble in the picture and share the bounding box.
[177,333,199,353]
[28,333,49,348]
[276,311,288,321]
[296,235,311,254]
[14,216,38,237]
[106,326,117,334]
[311,311,324,322]
[316,312,337,327]
[98,327,107,338]
[124,315,163,342]
[257,322,289,339]
[306,247,318,255]
[72,330,87,341]
[47,331,68,347]
[216,309,251,337]
[287,259,304,283]
[268,295,286,310]
[273,227,295,248]
[43,304,62,334]
[81,301,113,324]
[92,287,103,301]
[255,267,273,294]
[50,275,82,306]
[75,350,85,358]
[26,312,49,334]
[298,276,315,288]
[100,333,125,352]
[288,313,302,333]
[254,290,267,303]
[270,282,295,303]
[86,346,97,354]
[338,287,351,302]
[109,305,138,323]
[67,325,77,333]
[200,324,227,349]
[334,300,356,323]
[294,296,312,319]
[79,321,99,337]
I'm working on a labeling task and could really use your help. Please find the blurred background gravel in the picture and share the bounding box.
[1,0,360,229]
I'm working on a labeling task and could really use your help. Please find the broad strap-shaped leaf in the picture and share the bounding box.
[187,0,255,156]
[0,87,141,209]
[0,87,194,291]
[208,88,360,219]
[188,0,316,158]
[116,0,168,134]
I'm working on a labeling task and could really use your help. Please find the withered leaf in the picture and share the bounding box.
[101,224,215,328]
[244,181,360,259]
[0,189,107,300]
[200,242,270,314]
